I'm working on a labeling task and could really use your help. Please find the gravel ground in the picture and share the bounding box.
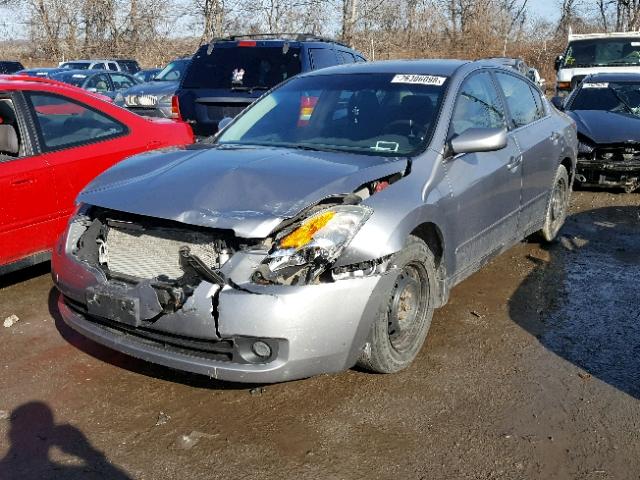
[0,190,638,480]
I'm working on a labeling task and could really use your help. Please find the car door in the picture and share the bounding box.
[444,70,523,278]
[495,72,558,234]
[0,93,57,266]
[22,90,140,240]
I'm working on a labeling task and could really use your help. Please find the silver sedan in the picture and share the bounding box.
[52,59,577,383]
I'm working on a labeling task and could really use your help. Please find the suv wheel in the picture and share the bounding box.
[358,235,436,374]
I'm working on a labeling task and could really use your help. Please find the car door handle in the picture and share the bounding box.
[507,155,522,171]
[11,177,35,186]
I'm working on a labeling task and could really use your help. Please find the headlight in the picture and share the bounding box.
[158,94,173,105]
[254,205,372,285]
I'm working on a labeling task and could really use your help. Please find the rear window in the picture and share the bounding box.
[52,72,90,87]
[61,62,91,70]
[182,45,302,90]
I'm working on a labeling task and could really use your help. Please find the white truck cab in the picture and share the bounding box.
[555,31,640,95]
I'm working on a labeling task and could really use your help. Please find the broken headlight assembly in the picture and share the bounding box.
[253,205,373,285]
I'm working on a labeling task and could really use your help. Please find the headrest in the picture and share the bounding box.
[0,124,19,155]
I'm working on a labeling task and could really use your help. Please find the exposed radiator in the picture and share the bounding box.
[104,221,219,280]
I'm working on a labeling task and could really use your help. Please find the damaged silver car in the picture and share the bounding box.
[52,60,577,383]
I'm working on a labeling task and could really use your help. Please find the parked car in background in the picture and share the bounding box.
[554,72,640,192]
[116,57,192,118]
[0,75,194,275]
[17,67,65,78]
[52,69,140,99]
[59,59,135,72]
[175,34,366,136]
[555,31,640,96]
[111,59,141,74]
[134,68,161,83]
[485,57,545,88]
[53,59,576,383]
[0,61,25,74]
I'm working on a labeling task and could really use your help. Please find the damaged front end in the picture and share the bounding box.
[576,138,640,193]
[52,171,405,382]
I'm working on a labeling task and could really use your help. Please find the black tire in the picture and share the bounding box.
[357,235,436,374]
[540,164,570,243]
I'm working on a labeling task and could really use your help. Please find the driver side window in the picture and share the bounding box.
[86,74,110,93]
[450,72,506,137]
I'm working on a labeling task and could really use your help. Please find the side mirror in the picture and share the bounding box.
[218,116,233,131]
[450,127,507,155]
[554,55,563,72]
[551,96,565,110]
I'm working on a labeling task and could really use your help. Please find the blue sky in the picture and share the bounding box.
[529,0,562,21]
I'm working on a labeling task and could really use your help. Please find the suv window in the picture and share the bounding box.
[495,73,539,128]
[337,51,356,64]
[309,48,338,69]
[26,93,126,150]
[450,71,506,136]
[107,62,118,71]
[182,45,302,90]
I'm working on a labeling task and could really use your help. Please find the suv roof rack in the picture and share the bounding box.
[215,33,350,48]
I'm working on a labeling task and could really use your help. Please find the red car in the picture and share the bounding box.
[0,75,194,274]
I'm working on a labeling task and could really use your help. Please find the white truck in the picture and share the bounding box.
[555,31,640,95]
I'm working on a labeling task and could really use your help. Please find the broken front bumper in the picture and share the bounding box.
[52,235,396,383]
[576,157,640,192]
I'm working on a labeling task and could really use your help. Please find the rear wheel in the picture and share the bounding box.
[540,164,570,242]
[358,235,436,374]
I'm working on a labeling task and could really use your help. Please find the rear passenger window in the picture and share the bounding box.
[495,73,539,128]
[108,63,118,71]
[450,72,506,137]
[309,48,338,69]
[337,51,356,64]
[26,93,126,151]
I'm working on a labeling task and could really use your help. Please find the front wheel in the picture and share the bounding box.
[540,164,570,242]
[357,235,436,374]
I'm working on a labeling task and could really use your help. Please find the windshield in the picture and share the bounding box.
[182,46,302,90]
[563,38,640,68]
[52,72,89,87]
[569,80,640,116]
[217,73,447,156]
[154,60,189,82]
[60,62,91,70]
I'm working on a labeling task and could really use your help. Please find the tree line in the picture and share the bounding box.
[2,0,640,83]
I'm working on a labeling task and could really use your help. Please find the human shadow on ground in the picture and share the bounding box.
[0,402,132,480]
[509,205,640,399]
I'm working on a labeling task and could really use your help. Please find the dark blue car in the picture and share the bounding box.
[174,34,366,137]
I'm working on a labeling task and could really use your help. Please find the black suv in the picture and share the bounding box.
[0,61,25,74]
[175,34,366,136]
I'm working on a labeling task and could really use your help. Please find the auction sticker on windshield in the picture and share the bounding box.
[391,74,446,86]
[583,82,609,89]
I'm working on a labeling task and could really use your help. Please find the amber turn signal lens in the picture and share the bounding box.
[280,211,336,249]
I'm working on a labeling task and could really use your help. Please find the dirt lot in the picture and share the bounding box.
[0,190,638,480]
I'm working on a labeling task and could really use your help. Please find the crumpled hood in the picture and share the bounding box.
[123,80,179,97]
[568,110,640,144]
[78,146,408,238]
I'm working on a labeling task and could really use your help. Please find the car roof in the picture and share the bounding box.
[301,59,470,77]
[0,74,103,93]
[584,72,640,82]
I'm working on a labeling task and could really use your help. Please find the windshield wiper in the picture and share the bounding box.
[609,88,637,115]
[230,85,270,93]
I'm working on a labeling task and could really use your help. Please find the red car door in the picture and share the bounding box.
[0,94,57,267]
[22,90,150,239]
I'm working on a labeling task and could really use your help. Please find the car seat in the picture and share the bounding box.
[0,124,19,160]
[347,91,381,140]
